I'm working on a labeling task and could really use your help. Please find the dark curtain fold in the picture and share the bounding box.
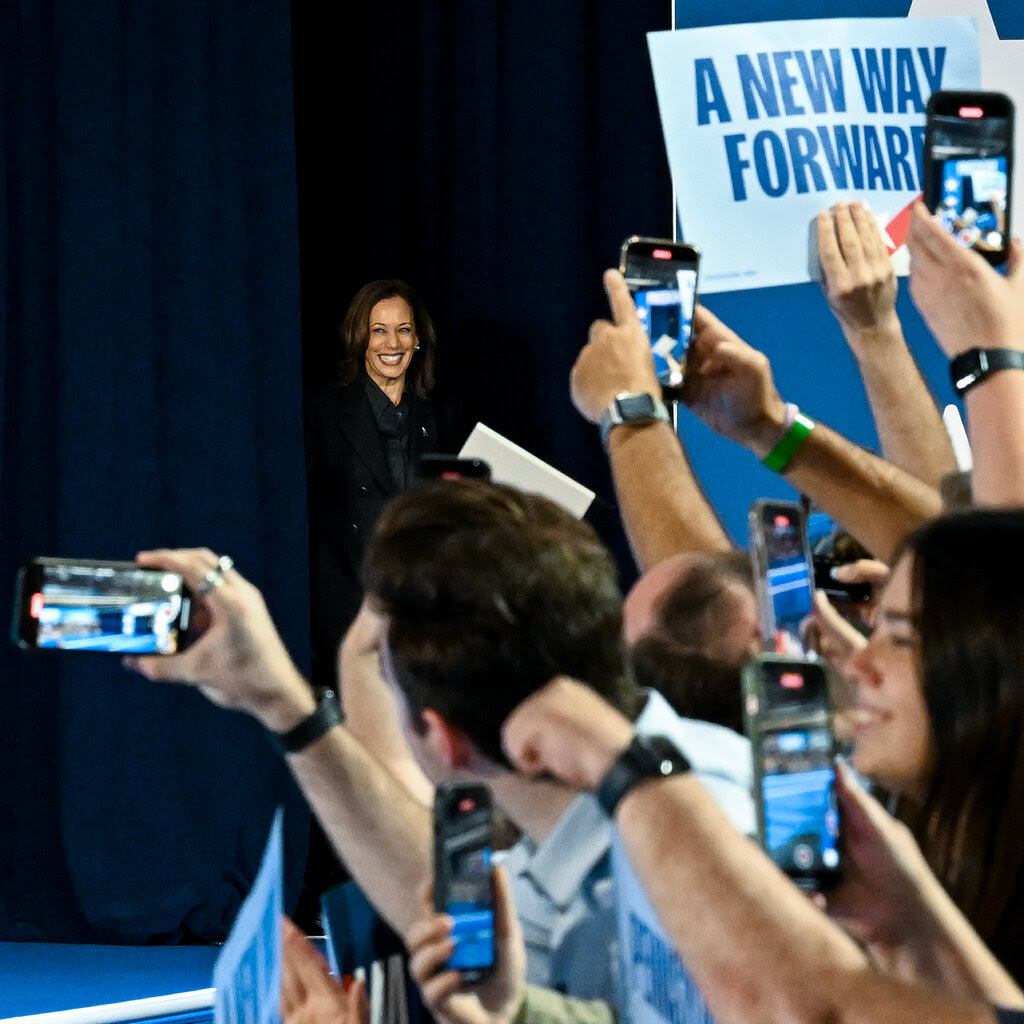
[0,1,311,942]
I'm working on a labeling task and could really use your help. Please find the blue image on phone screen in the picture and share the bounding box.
[32,564,185,654]
[446,845,495,972]
[633,268,697,389]
[761,727,841,878]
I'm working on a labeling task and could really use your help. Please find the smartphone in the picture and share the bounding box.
[742,654,843,893]
[415,455,492,480]
[748,499,815,656]
[923,90,1014,266]
[433,782,496,982]
[12,557,194,654]
[619,236,700,399]
[803,502,873,606]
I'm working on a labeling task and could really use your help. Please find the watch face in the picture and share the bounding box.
[618,393,658,420]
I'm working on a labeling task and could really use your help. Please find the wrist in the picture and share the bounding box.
[842,315,906,358]
[744,398,789,459]
[250,670,320,735]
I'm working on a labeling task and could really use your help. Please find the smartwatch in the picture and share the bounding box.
[595,734,691,817]
[950,348,1024,397]
[273,688,342,754]
[598,392,669,450]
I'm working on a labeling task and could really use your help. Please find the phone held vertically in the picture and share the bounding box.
[12,557,194,655]
[748,498,815,657]
[433,781,496,982]
[619,236,700,399]
[742,653,843,893]
[923,90,1015,266]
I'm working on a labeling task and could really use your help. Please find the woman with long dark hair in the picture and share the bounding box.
[843,507,1024,983]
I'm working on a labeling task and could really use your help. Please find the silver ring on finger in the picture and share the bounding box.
[196,554,234,595]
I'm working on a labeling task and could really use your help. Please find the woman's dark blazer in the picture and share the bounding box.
[304,376,439,688]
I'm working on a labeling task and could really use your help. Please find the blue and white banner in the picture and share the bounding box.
[648,17,980,292]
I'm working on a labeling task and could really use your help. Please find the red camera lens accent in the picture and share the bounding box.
[458,797,476,812]
[30,592,43,619]
[780,672,805,689]
[959,106,984,118]
[774,514,791,527]
[652,248,672,260]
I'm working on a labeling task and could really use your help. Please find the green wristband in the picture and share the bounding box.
[761,412,814,473]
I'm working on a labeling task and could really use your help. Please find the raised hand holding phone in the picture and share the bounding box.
[742,653,844,894]
[923,90,1014,267]
[433,782,497,983]
[619,236,700,400]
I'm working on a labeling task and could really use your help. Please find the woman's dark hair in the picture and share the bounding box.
[899,507,1024,982]
[335,279,437,398]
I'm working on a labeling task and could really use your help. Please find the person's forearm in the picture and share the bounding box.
[605,421,732,572]
[286,725,434,938]
[752,420,943,564]
[339,646,435,807]
[964,373,1024,505]
[615,774,866,1024]
[615,776,1002,1024]
[847,325,958,489]
[864,880,1024,1009]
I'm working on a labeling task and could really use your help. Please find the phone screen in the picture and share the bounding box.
[924,91,1014,265]
[434,785,496,980]
[620,237,700,395]
[757,725,842,889]
[749,501,814,655]
[13,558,191,654]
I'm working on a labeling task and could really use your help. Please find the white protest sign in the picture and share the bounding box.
[648,18,980,292]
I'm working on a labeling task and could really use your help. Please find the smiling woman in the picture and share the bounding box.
[842,507,1024,986]
[300,279,448,925]
[305,279,442,692]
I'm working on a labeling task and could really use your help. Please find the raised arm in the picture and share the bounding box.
[501,678,1017,1024]
[338,600,434,807]
[683,304,943,563]
[825,764,1023,1007]
[818,201,956,488]
[906,201,1024,505]
[570,269,733,572]
[126,548,434,939]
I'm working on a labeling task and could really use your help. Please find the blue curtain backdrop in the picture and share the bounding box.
[5,0,1019,945]
[0,2,311,941]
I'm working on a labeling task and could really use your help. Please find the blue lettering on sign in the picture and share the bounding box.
[863,125,890,189]
[630,913,715,1024]
[735,49,847,120]
[695,58,732,125]
[795,49,846,114]
[724,123,923,200]
[737,53,781,119]
[786,127,828,193]
[724,133,751,200]
[852,46,944,113]
[816,125,865,189]
[753,130,790,196]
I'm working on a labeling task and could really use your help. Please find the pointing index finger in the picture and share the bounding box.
[603,268,639,328]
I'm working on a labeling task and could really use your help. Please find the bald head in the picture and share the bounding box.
[623,550,761,734]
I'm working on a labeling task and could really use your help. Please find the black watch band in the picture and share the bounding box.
[950,348,1024,397]
[595,734,691,817]
[273,689,341,754]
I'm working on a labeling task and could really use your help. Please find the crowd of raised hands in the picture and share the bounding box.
[127,197,1024,1024]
